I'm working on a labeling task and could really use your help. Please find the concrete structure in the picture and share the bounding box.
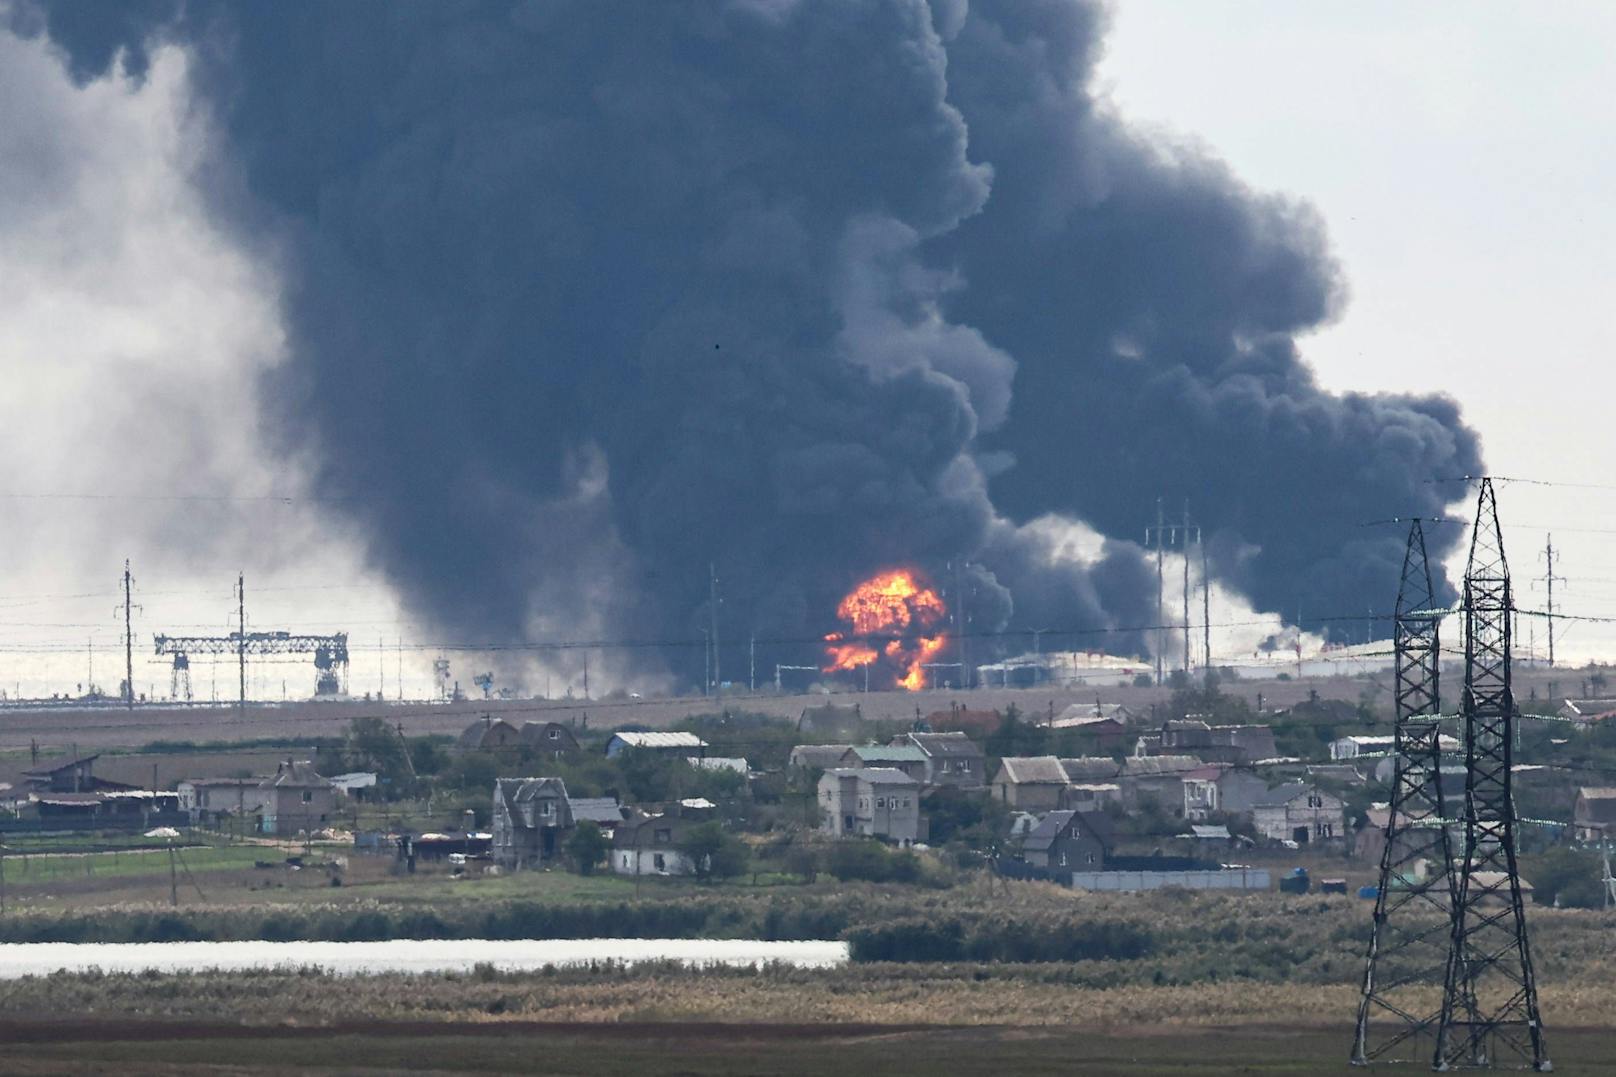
[1252,783,1345,845]
[891,731,985,789]
[604,731,708,759]
[818,767,921,844]
[991,756,1071,812]
[1064,782,1121,810]
[1329,735,1395,761]
[1068,868,1271,892]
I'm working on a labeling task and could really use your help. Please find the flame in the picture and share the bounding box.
[822,568,949,691]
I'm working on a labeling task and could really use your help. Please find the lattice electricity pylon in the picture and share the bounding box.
[1352,519,1457,1065]
[1434,479,1549,1071]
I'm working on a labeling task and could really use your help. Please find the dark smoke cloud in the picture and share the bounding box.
[10,0,1480,687]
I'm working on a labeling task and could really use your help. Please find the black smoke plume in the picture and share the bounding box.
[10,0,1481,688]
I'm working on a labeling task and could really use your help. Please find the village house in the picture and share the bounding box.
[1060,757,1123,783]
[519,721,582,759]
[991,756,1071,812]
[1559,699,1616,727]
[818,767,922,844]
[1252,783,1346,845]
[1064,782,1122,810]
[604,731,708,759]
[21,753,130,794]
[1329,735,1395,761]
[1148,719,1278,764]
[797,703,863,738]
[838,744,929,783]
[1118,755,1202,814]
[1573,787,1616,842]
[921,705,1001,740]
[457,716,523,753]
[1181,763,1270,821]
[1048,705,1131,752]
[492,777,574,867]
[259,761,341,836]
[890,731,985,789]
[177,776,267,825]
[612,806,708,877]
[788,744,854,772]
[24,790,182,827]
[1020,809,1113,872]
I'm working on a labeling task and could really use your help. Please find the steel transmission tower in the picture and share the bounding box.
[1434,479,1549,1072]
[1352,519,1457,1064]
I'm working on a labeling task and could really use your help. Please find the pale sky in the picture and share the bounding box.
[2,5,1614,702]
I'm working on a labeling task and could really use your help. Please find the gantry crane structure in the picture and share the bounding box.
[154,631,349,705]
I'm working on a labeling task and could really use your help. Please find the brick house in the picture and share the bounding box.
[1253,783,1345,844]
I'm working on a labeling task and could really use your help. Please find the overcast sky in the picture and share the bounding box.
[1102,2,1616,663]
[2,4,1614,701]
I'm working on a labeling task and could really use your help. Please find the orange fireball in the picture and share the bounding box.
[822,568,949,691]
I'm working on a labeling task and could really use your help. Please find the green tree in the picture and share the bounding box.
[564,821,609,876]
[678,821,748,880]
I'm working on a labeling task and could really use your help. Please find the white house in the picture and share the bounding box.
[1252,783,1345,845]
[818,767,922,844]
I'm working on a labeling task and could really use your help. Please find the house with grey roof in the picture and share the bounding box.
[1118,755,1203,814]
[1020,809,1112,872]
[458,716,522,752]
[788,744,855,772]
[492,777,575,868]
[890,731,985,789]
[604,731,708,759]
[797,703,863,738]
[1252,783,1345,845]
[839,744,929,783]
[519,721,582,759]
[991,756,1070,812]
[818,767,922,844]
[259,761,340,837]
[1573,787,1616,841]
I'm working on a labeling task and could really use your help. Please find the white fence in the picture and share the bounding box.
[1067,868,1271,892]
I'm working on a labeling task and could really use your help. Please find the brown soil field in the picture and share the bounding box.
[0,672,1389,753]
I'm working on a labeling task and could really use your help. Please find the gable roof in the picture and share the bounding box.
[825,766,920,787]
[457,718,519,750]
[1022,809,1114,853]
[567,796,625,825]
[1253,782,1342,809]
[496,776,569,803]
[22,753,100,777]
[798,704,862,734]
[996,756,1069,784]
[519,721,579,746]
[790,744,854,769]
[1059,757,1122,782]
[905,732,983,758]
[846,745,927,765]
[266,761,331,789]
[1121,755,1203,777]
[608,731,707,750]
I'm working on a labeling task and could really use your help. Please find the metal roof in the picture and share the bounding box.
[848,745,927,764]
[609,731,708,749]
[826,766,919,786]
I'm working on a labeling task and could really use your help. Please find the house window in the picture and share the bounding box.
[654,828,671,843]
[902,798,911,808]
[653,853,666,872]
[875,797,885,808]
[1059,852,1068,866]
[1307,795,1322,808]
[540,800,552,817]
[301,791,313,803]
[548,729,559,739]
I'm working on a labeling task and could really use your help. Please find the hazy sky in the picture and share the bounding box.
[2,3,1614,702]
[1102,2,1616,663]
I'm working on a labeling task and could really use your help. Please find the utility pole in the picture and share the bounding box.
[1540,534,1563,667]
[709,563,721,703]
[1201,540,1212,680]
[953,560,971,689]
[749,634,755,693]
[122,560,135,709]
[1145,499,1168,685]
[583,652,590,699]
[1179,503,1200,674]
[236,572,247,709]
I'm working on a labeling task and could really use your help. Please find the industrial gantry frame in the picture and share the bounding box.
[154,631,350,705]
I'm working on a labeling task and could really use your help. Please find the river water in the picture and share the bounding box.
[0,938,848,978]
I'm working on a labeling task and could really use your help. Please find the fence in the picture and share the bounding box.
[1067,868,1272,892]
[0,812,190,835]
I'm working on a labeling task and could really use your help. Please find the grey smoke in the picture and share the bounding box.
[9,0,1481,687]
